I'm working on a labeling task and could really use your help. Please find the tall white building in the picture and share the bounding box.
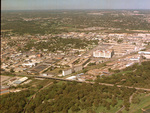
[93,49,114,58]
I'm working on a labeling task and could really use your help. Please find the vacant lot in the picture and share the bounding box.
[1,75,12,84]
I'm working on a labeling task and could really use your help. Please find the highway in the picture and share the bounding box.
[33,75,150,92]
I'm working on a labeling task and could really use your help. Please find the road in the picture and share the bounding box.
[34,75,150,92]
[129,93,135,103]
[23,82,53,113]
[116,92,136,113]
[116,105,125,113]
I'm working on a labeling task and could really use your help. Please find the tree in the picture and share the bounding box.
[117,39,123,43]
[71,106,80,112]
[58,70,62,74]
[106,103,110,110]
[94,100,99,107]
[112,98,117,107]
[10,68,14,73]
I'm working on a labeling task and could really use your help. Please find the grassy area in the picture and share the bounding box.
[143,104,150,110]
[55,81,66,85]
[86,62,107,70]
[1,74,16,77]
[122,93,150,113]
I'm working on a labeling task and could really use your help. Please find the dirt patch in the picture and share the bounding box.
[1,75,12,83]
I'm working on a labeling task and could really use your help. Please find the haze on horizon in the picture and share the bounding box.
[2,0,150,10]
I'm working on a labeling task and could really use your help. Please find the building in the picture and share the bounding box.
[66,76,76,80]
[126,62,134,67]
[93,49,114,58]
[73,65,83,72]
[138,51,150,59]
[22,63,36,67]
[40,72,54,77]
[12,77,28,86]
[138,51,150,55]
[62,69,72,76]
[143,55,150,59]
[14,68,26,72]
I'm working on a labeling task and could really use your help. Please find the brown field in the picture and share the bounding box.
[1,75,12,84]
[1,30,12,32]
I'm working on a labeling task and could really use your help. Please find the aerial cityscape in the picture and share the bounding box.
[1,0,150,113]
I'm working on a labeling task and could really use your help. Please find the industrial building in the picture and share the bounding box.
[62,69,72,76]
[112,44,144,56]
[28,64,51,74]
[62,65,83,76]
[12,77,28,86]
[93,49,114,58]
[73,65,83,72]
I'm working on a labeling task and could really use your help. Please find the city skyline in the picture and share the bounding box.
[2,0,150,10]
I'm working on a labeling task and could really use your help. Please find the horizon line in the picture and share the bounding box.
[2,9,150,11]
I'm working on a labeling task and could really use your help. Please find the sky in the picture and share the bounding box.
[2,0,150,10]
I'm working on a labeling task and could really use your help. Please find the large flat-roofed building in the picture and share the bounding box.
[138,51,150,54]
[62,69,72,76]
[138,51,150,59]
[62,65,83,76]
[93,49,114,58]
[12,77,28,86]
[112,44,144,56]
